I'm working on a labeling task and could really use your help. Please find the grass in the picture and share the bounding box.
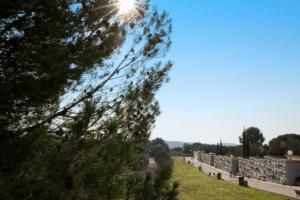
[171,157,295,200]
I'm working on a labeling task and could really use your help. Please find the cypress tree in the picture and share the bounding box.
[242,131,250,158]
[245,134,250,157]
[242,130,247,157]
[220,140,223,156]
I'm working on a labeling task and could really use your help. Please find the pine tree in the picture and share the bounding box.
[0,0,176,199]
[240,127,264,157]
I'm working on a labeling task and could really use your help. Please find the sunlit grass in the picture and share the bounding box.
[171,157,295,200]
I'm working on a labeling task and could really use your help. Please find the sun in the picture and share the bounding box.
[118,0,137,17]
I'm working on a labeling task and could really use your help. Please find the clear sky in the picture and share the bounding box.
[150,0,300,144]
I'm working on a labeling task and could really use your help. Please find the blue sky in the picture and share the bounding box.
[150,0,300,144]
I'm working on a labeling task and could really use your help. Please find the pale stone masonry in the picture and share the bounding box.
[238,157,268,181]
[238,156,300,185]
[193,151,214,166]
[193,151,201,161]
[214,155,238,174]
[193,151,300,186]
[264,156,287,184]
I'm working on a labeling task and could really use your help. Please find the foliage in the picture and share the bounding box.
[0,0,175,199]
[181,127,265,158]
[182,131,300,158]
[268,134,300,156]
[148,138,170,158]
[126,170,178,200]
[182,142,242,157]
[183,143,193,154]
[239,127,265,145]
[240,127,265,157]
[126,138,178,200]
[147,137,173,179]
[172,158,293,200]
[170,147,183,156]
[0,0,125,131]
[172,147,183,152]
[216,140,223,155]
[242,130,250,157]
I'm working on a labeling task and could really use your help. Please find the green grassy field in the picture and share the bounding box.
[171,157,295,200]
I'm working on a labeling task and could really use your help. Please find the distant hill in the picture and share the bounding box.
[223,143,240,147]
[166,141,190,149]
[166,141,239,149]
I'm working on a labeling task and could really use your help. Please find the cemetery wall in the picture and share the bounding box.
[193,151,201,161]
[214,155,238,174]
[238,157,267,181]
[193,151,300,185]
[264,156,287,184]
[200,152,214,166]
[193,151,214,166]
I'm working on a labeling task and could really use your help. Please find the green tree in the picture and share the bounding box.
[268,134,300,156]
[130,138,178,200]
[147,138,170,158]
[183,142,242,157]
[183,143,193,154]
[239,127,265,145]
[170,147,183,156]
[0,0,126,131]
[172,147,183,152]
[220,140,223,155]
[240,127,265,157]
[0,0,176,199]
[241,130,249,157]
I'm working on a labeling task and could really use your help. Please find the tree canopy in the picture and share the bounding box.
[240,127,265,157]
[239,127,265,145]
[268,134,300,156]
[147,138,170,158]
[0,0,176,199]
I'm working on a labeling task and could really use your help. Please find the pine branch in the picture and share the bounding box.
[19,42,139,134]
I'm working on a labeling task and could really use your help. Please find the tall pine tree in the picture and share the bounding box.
[0,0,177,199]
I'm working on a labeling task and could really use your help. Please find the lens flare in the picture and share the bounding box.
[118,0,137,17]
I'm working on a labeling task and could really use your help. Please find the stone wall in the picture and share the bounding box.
[200,152,214,166]
[193,151,214,166]
[238,157,267,180]
[264,156,287,184]
[193,151,201,161]
[238,157,289,184]
[193,151,300,185]
[214,155,238,174]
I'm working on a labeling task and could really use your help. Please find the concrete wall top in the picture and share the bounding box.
[264,156,286,162]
